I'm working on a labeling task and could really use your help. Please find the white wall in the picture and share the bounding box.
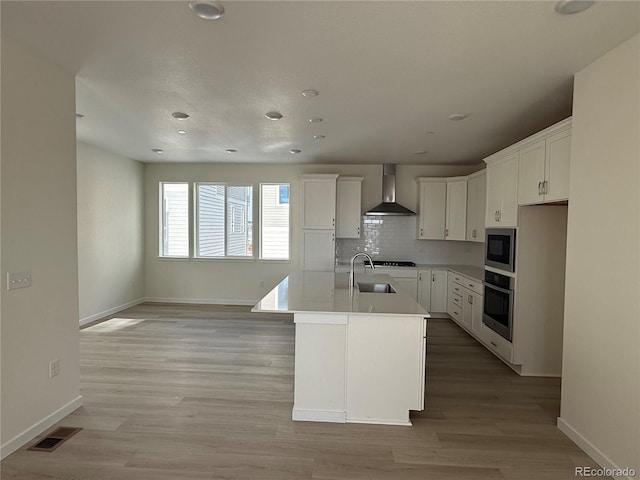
[145,163,482,304]
[1,36,81,456]
[77,142,145,325]
[559,34,639,477]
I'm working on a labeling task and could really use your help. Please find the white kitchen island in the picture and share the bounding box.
[252,271,429,426]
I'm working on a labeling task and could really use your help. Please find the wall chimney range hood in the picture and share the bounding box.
[365,164,416,216]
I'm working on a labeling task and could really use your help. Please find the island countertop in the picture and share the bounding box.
[252,271,429,316]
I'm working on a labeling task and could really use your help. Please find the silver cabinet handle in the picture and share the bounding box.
[469,295,473,304]
[498,210,502,222]
[420,228,424,236]
[445,228,449,237]
[495,210,498,221]
[543,180,548,194]
[418,273,422,281]
[538,181,542,195]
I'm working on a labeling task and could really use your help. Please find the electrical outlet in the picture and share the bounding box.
[7,271,31,290]
[49,360,60,378]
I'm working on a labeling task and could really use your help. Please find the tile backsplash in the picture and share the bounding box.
[336,215,484,266]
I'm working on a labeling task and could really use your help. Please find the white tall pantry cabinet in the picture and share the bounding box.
[300,174,338,271]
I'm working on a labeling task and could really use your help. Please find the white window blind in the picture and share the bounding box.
[160,183,189,257]
[196,184,253,257]
[260,184,290,260]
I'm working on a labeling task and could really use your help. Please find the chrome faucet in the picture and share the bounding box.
[350,252,375,288]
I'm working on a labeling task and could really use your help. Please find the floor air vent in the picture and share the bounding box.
[28,426,82,452]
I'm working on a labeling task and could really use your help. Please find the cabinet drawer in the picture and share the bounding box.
[451,273,483,295]
[481,324,513,363]
[451,293,462,308]
[448,301,462,323]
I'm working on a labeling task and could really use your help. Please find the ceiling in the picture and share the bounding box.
[2,1,639,165]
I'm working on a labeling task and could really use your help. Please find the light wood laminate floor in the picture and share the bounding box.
[1,303,603,479]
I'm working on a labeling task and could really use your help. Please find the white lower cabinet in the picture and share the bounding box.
[418,269,447,313]
[447,271,484,337]
[293,312,426,426]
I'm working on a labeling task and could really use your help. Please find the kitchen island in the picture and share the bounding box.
[252,271,429,426]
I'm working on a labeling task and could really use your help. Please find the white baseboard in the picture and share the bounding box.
[557,417,636,480]
[292,408,346,423]
[144,297,255,306]
[0,395,83,460]
[79,297,146,327]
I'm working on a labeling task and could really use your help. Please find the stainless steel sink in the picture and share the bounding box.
[357,282,397,293]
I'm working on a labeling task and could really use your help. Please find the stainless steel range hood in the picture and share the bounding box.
[365,164,416,216]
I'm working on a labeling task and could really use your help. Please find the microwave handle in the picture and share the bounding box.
[483,282,512,295]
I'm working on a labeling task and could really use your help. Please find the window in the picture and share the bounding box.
[195,184,253,258]
[160,183,189,257]
[260,184,290,260]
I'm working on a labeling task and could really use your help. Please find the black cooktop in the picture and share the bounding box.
[372,260,416,267]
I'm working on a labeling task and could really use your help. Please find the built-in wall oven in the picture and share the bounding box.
[483,270,515,342]
[485,228,516,273]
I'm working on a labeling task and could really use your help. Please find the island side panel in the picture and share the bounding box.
[346,314,424,426]
[292,313,348,423]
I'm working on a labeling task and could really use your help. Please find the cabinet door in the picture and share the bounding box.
[461,289,474,330]
[545,129,571,202]
[499,153,519,226]
[466,172,486,242]
[445,180,467,241]
[430,270,448,313]
[417,180,446,239]
[470,290,484,338]
[417,270,431,311]
[518,140,546,206]
[336,178,362,238]
[485,162,502,227]
[301,229,335,271]
[301,177,336,229]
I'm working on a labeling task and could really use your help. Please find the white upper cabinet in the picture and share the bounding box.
[518,123,572,205]
[416,178,446,240]
[544,129,571,202]
[518,140,546,205]
[336,177,363,239]
[466,170,486,242]
[445,178,468,241]
[485,117,572,221]
[301,174,338,229]
[485,152,519,227]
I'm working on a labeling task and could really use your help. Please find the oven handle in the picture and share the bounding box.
[483,282,512,295]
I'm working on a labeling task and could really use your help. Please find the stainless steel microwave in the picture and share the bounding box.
[485,228,516,272]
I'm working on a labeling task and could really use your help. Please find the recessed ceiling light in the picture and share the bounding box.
[302,89,319,97]
[189,1,225,20]
[151,148,164,154]
[309,117,323,123]
[226,149,237,153]
[289,149,302,154]
[414,151,428,155]
[172,112,190,120]
[555,0,594,14]
[75,113,85,119]
[449,113,468,121]
[265,111,283,120]
[313,135,325,140]
[177,130,187,135]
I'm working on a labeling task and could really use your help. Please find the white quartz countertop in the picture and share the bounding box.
[252,272,429,316]
[335,262,484,282]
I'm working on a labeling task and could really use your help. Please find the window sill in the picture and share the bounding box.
[258,259,291,264]
[192,256,255,262]
[158,256,190,260]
